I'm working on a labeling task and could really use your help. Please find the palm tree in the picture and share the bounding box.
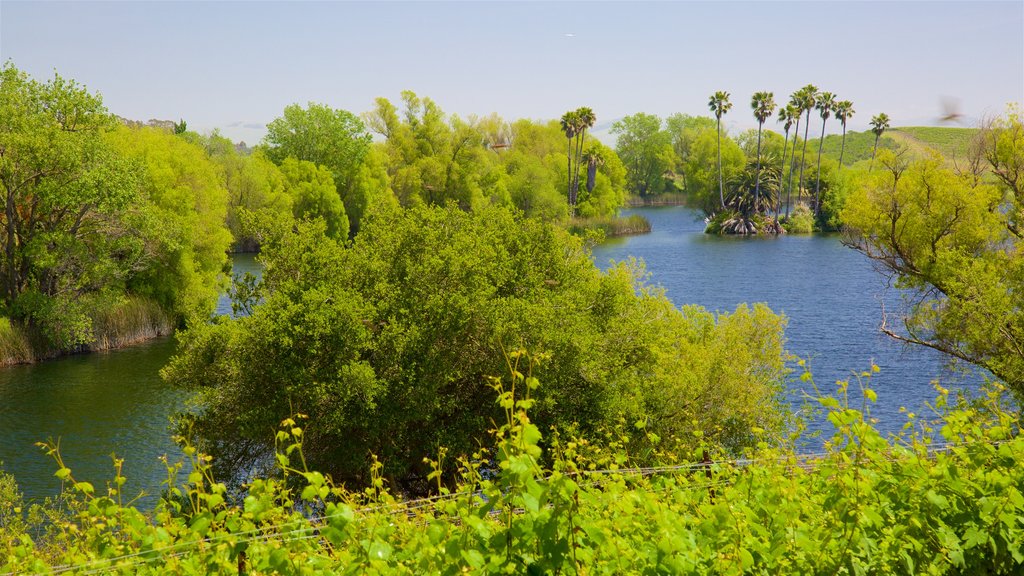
[560,110,578,203]
[869,113,891,171]
[708,91,733,210]
[582,146,605,194]
[775,105,795,221]
[785,92,803,219]
[751,91,776,214]
[560,108,595,216]
[813,91,836,216]
[833,100,855,169]
[573,107,596,206]
[796,85,818,207]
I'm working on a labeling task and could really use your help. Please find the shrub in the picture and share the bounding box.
[163,205,789,492]
[783,205,815,234]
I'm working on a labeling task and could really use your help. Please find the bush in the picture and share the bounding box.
[3,376,1023,574]
[783,205,815,234]
[163,204,789,492]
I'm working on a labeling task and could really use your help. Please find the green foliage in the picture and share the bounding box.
[163,204,788,491]
[842,123,1024,397]
[199,132,292,251]
[567,214,651,238]
[279,158,349,241]
[110,126,233,323]
[0,64,230,351]
[4,374,1024,574]
[783,205,815,234]
[263,102,375,235]
[611,113,674,197]
[685,128,746,216]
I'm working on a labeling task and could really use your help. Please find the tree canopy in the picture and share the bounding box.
[843,108,1024,398]
[163,204,789,491]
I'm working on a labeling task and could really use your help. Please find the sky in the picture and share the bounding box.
[2,1,1022,145]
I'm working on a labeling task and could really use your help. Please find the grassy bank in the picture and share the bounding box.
[569,213,652,237]
[0,296,172,367]
[627,192,689,206]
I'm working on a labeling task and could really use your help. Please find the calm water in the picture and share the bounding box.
[591,207,984,436]
[0,217,985,504]
[0,254,260,505]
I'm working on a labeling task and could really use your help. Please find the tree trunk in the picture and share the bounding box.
[754,123,763,214]
[870,134,880,171]
[587,161,597,193]
[798,109,812,205]
[786,115,801,219]
[838,124,847,170]
[776,129,790,222]
[813,116,827,217]
[717,119,724,210]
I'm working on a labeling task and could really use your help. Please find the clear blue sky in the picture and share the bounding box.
[2,1,1022,144]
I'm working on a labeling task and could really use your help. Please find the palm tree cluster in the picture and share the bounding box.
[706,85,882,233]
[560,107,596,216]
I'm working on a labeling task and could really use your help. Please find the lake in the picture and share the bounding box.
[0,211,983,504]
[591,207,983,435]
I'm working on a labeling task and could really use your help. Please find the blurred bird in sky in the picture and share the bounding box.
[939,96,964,124]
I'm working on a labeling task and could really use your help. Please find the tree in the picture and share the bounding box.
[582,146,605,194]
[263,103,373,234]
[560,107,596,216]
[708,91,733,210]
[279,158,349,240]
[199,132,292,251]
[0,64,152,347]
[795,85,818,206]
[751,91,776,214]
[665,114,716,192]
[683,128,746,216]
[833,100,855,169]
[776,105,796,220]
[611,113,673,198]
[0,64,136,303]
[869,113,891,171]
[111,126,233,322]
[842,143,1024,396]
[813,91,836,216]
[164,204,789,491]
[785,91,805,218]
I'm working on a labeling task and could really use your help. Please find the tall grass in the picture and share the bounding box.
[0,317,34,365]
[0,296,172,366]
[569,214,652,237]
[89,295,173,351]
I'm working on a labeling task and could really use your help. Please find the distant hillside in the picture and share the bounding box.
[887,127,979,160]
[807,126,979,166]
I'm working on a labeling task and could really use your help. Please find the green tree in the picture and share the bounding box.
[665,114,716,192]
[0,64,137,306]
[813,91,836,216]
[684,128,746,216]
[869,112,891,170]
[833,100,855,169]
[164,205,788,490]
[844,108,1024,397]
[795,85,818,206]
[279,158,349,240]
[750,91,776,213]
[263,103,374,234]
[199,132,292,251]
[611,113,673,198]
[110,126,233,322]
[708,91,733,210]
[560,107,596,215]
